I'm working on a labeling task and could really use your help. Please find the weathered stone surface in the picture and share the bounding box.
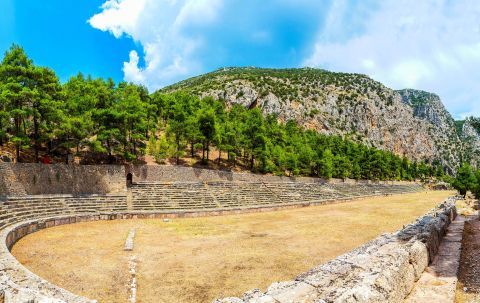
[266,281,319,302]
[124,228,136,251]
[0,163,126,196]
[405,216,465,303]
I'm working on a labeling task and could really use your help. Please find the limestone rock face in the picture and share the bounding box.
[461,117,480,167]
[163,68,464,173]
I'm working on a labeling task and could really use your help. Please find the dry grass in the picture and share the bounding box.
[455,281,480,303]
[12,190,454,303]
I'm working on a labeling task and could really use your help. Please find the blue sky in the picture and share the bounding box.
[1,0,480,119]
[0,0,142,81]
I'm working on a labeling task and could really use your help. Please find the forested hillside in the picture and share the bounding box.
[163,67,471,173]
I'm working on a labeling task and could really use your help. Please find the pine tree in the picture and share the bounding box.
[198,108,216,162]
[0,44,36,161]
[453,163,475,197]
[318,149,334,179]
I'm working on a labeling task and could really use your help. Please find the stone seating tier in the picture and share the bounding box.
[131,181,424,211]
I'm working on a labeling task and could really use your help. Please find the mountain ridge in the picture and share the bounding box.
[162,67,476,172]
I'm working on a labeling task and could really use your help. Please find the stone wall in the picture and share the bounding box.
[215,198,457,303]
[0,163,418,197]
[0,163,126,196]
[125,165,414,185]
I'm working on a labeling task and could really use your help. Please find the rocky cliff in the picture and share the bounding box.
[163,67,464,172]
[460,117,480,167]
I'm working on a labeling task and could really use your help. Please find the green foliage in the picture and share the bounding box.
[146,134,171,163]
[449,162,480,198]
[452,163,476,196]
[162,67,388,105]
[318,149,334,179]
[455,120,465,136]
[472,170,480,199]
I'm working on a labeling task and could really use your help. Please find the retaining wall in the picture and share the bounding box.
[125,165,414,185]
[0,164,126,196]
[0,163,418,197]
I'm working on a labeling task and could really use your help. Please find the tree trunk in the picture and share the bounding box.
[176,136,180,165]
[15,144,19,163]
[206,141,210,161]
[191,142,194,158]
[0,120,3,146]
[250,155,254,170]
[33,114,40,163]
[218,149,221,164]
[202,142,205,162]
[107,139,112,157]
[13,117,20,162]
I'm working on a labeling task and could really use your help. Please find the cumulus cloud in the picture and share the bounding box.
[89,0,223,89]
[304,0,480,118]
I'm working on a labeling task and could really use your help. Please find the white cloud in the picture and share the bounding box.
[123,50,145,83]
[88,0,147,39]
[304,0,480,118]
[89,0,223,89]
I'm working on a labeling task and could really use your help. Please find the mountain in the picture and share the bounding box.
[162,67,469,173]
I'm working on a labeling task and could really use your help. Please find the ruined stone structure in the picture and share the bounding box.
[0,163,452,302]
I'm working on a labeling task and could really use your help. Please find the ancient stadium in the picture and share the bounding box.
[1,5,480,301]
[0,163,463,303]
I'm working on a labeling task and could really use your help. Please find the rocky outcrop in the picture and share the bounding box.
[163,68,464,173]
[398,90,452,129]
[461,117,480,168]
[214,198,457,303]
[398,89,462,172]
